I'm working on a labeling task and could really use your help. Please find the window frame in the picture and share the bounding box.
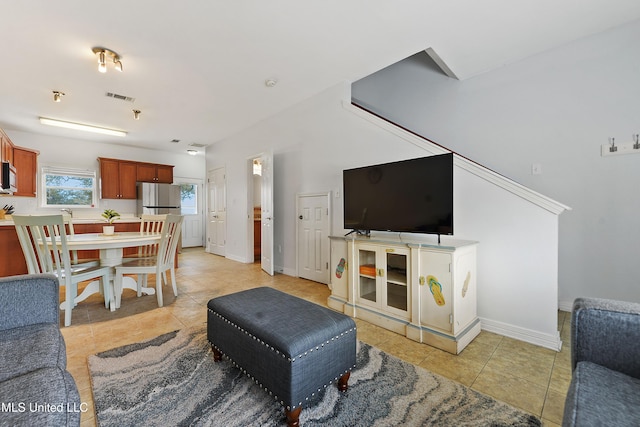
[40,166,98,208]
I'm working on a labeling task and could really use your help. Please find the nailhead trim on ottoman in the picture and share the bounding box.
[207,287,356,423]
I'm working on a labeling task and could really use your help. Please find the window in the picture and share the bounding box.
[180,183,197,215]
[41,166,97,208]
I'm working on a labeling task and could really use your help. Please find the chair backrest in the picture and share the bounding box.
[138,214,167,257]
[13,215,73,279]
[55,213,80,264]
[157,215,184,269]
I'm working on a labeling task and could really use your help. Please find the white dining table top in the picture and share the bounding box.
[61,232,161,250]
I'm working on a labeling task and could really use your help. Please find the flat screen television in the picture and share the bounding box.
[343,153,453,236]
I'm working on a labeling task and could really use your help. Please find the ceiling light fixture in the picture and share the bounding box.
[39,117,127,137]
[132,109,141,120]
[52,91,65,102]
[92,47,123,73]
[186,149,198,156]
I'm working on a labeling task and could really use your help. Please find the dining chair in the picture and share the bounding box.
[13,214,112,327]
[114,214,183,308]
[123,214,167,261]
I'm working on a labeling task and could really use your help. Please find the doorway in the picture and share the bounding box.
[251,158,262,262]
[296,192,331,284]
[247,152,274,275]
[175,178,204,247]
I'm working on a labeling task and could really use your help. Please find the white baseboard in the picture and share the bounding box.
[480,317,563,352]
[558,299,574,312]
[225,254,246,263]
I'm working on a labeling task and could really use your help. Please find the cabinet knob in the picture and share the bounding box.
[299,215,303,220]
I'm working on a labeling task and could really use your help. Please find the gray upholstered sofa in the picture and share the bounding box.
[563,297,640,426]
[0,274,81,426]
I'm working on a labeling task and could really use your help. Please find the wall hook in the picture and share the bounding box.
[609,137,617,152]
[633,134,640,150]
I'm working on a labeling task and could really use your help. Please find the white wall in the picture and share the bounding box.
[2,129,206,217]
[207,83,565,349]
[352,19,640,310]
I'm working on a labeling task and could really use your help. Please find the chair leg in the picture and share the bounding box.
[170,267,178,296]
[155,272,164,307]
[64,283,73,327]
[114,270,123,309]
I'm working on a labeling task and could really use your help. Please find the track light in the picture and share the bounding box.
[92,47,123,73]
[53,91,65,102]
[40,117,127,137]
[133,109,141,120]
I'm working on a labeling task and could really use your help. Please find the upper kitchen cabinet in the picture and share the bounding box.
[1,129,15,165]
[12,146,39,197]
[136,163,173,183]
[99,158,138,199]
[1,128,38,197]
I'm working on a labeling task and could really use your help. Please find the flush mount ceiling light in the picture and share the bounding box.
[39,117,127,137]
[132,109,141,120]
[92,47,123,73]
[52,91,65,102]
[186,149,198,156]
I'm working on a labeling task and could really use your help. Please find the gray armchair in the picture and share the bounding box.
[0,274,81,426]
[563,297,640,426]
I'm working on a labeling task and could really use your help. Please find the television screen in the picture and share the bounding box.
[343,153,453,235]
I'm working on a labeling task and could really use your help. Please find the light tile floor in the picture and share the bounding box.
[61,248,570,426]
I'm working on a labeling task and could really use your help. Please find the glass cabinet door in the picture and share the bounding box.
[385,251,408,312]
[358,248,377,304]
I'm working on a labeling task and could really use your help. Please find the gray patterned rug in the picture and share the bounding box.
[89,326,541,426]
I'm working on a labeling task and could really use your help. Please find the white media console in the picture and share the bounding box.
[328,234,480,354]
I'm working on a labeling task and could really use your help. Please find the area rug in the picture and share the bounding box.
[89,326,541,426]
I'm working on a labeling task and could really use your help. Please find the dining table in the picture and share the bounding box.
[59,231,162,311]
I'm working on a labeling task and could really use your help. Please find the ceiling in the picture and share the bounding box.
[2,1,640,155]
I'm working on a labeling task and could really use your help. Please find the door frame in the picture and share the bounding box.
[295,191,332,283]
[246,152,274,273]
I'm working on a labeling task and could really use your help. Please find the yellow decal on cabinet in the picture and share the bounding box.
[427,275,446,306]
[462,271,471,297]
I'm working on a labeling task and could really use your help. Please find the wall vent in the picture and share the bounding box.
[105,92,136,102]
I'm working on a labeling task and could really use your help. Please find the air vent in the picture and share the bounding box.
[105,92,136,102]
[189,143,207,148]
[170,139,181,143]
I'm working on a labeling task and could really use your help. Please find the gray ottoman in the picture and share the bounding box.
[207,287,356,427]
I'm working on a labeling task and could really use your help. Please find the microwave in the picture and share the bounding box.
[1,161,17,194]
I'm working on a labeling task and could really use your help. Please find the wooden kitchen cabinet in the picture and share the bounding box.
[0,226,28,277]
[1,129,15,165]
[12,146,39,197]
[99,158,138,199]
[136,163,173,183]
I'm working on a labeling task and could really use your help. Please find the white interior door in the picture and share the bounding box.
[207,167,226,256]
[261,152,274,275]
[297,193,330,284]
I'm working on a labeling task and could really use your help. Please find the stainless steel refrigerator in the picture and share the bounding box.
[136,182,181,215]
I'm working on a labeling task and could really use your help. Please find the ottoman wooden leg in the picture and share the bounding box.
[338,372,351,392]
[211,346,222,362]
[285,406,302,427]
